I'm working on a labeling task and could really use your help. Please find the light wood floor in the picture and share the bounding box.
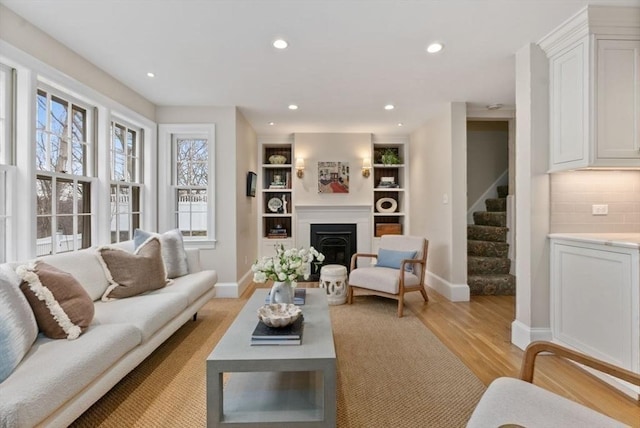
[401,289,640,427]
[260,282,640,426]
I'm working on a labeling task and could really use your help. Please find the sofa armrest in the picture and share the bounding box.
[184,248,202,274]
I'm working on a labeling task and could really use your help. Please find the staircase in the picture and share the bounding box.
[467,185,515,295]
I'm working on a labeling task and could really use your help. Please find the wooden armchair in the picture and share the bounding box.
[467,341,640,427]
[347,235,428,317]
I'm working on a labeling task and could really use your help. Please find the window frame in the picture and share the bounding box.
[35,84,95,256]
[0,63,15,262]
[158,123,216,248]
[109,118,143,243]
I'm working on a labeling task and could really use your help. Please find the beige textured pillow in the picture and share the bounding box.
[98,236,169,301]
[16,261,94,340]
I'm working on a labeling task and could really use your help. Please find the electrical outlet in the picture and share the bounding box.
[592,204,608,215]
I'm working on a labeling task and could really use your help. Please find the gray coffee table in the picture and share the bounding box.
[206,288,336,427]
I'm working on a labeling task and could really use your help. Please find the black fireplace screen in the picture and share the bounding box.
[310,223,357,279]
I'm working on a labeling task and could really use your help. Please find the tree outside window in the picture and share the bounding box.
[174,137,208,237]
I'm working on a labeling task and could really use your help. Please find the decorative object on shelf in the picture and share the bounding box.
[251,244,325,285]
[267,197,283,213]
[362,158,372,177]
[257,302,302,327]
[281,194,287,214]
[295,158,305,178]
[246,171,257,197]
[377,177,399,188]
[269,154,287,164]
[267,224,287,239]
[380,148,401,165]
[318,161,349,193]
[376,197,398,213]
[269,174,286,189]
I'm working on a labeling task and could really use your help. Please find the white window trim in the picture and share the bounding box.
[0,165,16,262]
[158,123,216,248]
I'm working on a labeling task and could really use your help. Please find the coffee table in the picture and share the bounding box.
[206,288,336,427]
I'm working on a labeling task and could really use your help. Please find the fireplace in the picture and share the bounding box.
[310,223,357,279]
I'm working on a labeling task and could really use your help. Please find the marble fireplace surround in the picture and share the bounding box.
[295,205,372,255]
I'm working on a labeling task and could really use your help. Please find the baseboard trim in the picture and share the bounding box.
[511,320,552,350]
[426,271,470,302]
[214,271,253,298]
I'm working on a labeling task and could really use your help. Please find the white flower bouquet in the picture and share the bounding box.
[252,244,325,285]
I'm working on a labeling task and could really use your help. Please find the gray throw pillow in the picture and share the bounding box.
[0,265,38,382]
[133,229,189,279]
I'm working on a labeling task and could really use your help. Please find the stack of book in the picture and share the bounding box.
[250,315,304,346]
[267,228,288,239]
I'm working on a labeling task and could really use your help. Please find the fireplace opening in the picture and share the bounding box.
[309,223,357,280]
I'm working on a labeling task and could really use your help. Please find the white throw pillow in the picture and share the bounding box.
[0,265,38,382]
[133,229,189,278]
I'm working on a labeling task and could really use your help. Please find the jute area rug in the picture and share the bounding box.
[71,294,485,427]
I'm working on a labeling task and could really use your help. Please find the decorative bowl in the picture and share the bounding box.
[257,303,302,328]
[269,154,287,164]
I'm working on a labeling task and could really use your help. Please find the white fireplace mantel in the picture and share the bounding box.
[295,205,372,253]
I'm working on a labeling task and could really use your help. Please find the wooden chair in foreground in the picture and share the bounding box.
[347,235,428,317]
[467,340,640,427]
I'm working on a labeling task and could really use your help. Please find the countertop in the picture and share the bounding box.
[549,233,640,249]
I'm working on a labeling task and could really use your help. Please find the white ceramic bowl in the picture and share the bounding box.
[257,303,302,328]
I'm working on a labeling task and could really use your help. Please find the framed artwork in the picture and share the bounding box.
[246,171,257,197]
[318,161,349,193]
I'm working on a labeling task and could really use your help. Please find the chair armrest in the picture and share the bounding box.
[520,341,640,387]
[350,252,377,270]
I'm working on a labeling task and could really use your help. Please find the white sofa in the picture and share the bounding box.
[0,241,217,428]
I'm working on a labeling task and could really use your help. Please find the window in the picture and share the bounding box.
[36,87,94,255]
[174,135,208,237]
[0,63,15,262]
[110,120,142,243]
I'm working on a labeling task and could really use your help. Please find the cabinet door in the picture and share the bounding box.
[596,40,640,161]
[551,242,636,371]
[549,39,590,170]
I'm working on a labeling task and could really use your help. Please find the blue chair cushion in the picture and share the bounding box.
[376,248,417,271]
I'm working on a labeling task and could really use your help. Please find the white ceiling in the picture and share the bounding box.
[1,0,639,135]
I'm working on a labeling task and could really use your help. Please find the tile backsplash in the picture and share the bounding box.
[550,170,640,233]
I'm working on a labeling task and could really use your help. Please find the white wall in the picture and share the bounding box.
[0,5,155,121]
[466,121,509,209]
[155,106,239,289]
[409,102,469,301]
[512,43,552,350]
[293,133,373,206]
[235,109,258,291]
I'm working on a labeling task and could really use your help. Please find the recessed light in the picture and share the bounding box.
[288,104,298,110]
[384,104,395,111]
[268,122,275,126]
[273,39,288,49]
[397,123,404,127]
[486,103,503,110]
[146,72,155,78]
[426,42,443,54]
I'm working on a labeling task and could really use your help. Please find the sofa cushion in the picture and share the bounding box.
[93,292,188,342]
[98,236,169,301]
[0,323,141,428]
[150,270,217,304]
[0,266,38,383]
[348,266,420,294]
[16,261,94,340]
[39,248,111,301]
[134,228,189,278]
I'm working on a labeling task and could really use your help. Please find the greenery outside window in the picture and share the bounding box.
[174,135,208,238]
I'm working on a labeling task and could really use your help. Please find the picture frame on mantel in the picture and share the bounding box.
[318,161,349,193]
[246,171,257,197]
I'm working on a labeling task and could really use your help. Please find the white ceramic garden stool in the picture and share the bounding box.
[319,264,348,305]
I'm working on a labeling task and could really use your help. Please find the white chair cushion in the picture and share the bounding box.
[466,377,626,428]
[349,266,420,294]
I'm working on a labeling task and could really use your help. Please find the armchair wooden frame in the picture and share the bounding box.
[347,238,428,317]
[520,341,640,388]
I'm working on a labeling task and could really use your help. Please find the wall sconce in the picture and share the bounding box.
[362,158,372,178]
[295,158,305,178]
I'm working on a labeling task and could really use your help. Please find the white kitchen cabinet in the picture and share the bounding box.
[550,235,640,398]
[541,6,640,172]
